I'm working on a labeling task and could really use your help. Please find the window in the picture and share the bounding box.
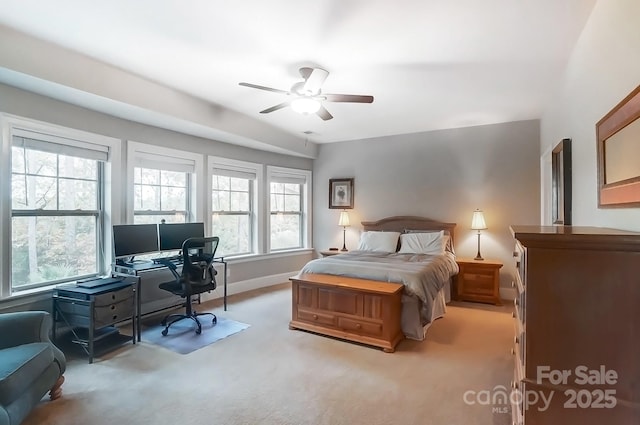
[134,167,189,224]
[212,173,252,256]
[268,167,311,251]
[209,158,262,257]
[10,130,110,291]
[129,143,201,226]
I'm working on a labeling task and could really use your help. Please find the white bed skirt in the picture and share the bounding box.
[401,280,450,341]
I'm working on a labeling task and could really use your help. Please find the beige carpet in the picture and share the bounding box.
[25,283,513,425]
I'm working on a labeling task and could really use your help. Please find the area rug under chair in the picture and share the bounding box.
[140,316,250,354]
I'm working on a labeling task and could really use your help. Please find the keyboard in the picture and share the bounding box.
[76,277,123,288]
[153,255,182,264]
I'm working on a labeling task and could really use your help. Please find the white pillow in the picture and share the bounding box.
[398,231,445,255]
[357,231,401,253]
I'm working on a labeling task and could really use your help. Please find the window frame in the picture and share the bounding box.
[0,114,121,297]
[208,157,263,257]
[127,141,204,226]
[266,166,312,252]
[133,167,192,223]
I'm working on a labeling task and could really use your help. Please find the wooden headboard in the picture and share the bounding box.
[361,216,456,248]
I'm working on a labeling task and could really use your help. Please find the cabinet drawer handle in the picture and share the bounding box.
[514,298,518,307]
[514,336,519,344]
[356,323,361,329]
[511,380,519,389]
[510,347,515,355]
[512,312,516,319]
[110,305,116,310]
[312,314,318,320]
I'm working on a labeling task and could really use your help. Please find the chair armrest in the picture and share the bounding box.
[155,258,180,280]
[0,311,66,374]
[0,311,53,350]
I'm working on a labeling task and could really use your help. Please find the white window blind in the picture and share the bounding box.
[211,167,256,180]
[134,151,195,173]
[12,129,109,162]
[269,171,307,185]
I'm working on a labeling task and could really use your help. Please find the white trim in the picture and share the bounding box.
[199,271,295,303]
[208,156,264,255]
[266,166,313,252]
[0,113,122,299]
[500,286,517,303]
[223,248,313,264]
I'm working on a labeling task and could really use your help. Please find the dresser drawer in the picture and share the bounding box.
[298,309,336,326]
[94,286,134,307]
[337,317,383,337]
[460,272,495,294]
[94,297,135,328]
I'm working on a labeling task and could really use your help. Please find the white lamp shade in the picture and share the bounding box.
[291,97,321,114]
[338,211,351,227]
[471,209,487,230]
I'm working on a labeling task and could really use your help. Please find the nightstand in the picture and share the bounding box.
[319,250,345,257]
[454,258,503,305]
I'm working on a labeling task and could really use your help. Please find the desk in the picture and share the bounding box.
[113,257,227,342]
[53,278,137,363]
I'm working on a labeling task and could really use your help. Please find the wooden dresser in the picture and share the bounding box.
[510,225,640,425]
[289,273,403,352]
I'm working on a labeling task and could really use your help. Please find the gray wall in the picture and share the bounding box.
[541,0,640,231]
[313,120,541,289]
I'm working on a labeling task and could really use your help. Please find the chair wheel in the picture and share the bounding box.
[212,317,217,325]
[161,328,168,336]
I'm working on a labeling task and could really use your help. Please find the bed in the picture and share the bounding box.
[289,216,458,352]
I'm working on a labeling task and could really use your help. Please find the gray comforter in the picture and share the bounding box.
[298,250,459,324]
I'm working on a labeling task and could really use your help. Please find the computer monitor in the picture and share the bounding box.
[112,224,159,259]
[158,222,205,251]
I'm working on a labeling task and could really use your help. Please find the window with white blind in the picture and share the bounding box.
[267,166,311,251]
[129,145,199,225]
[210,158,263,257]
[9,128,110,291]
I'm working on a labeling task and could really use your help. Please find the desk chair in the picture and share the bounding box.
[157,236,219,336]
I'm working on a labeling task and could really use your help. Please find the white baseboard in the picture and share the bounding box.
[500,286,517,303]
[200,271,295,303]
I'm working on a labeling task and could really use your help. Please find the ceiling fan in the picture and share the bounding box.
[239,67,374,121]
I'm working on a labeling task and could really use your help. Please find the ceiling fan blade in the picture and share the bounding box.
[324,94,374,103]
[316,105,333,121]
[260,101,290,114]
[302,68,329,95]
[239,82,289,95]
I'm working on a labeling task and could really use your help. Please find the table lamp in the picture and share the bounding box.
[338,211,350,251]
[471,209,487,260]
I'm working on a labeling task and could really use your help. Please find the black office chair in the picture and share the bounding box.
[157,236,219,336]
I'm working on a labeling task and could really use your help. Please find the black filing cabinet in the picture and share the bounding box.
[53,278,137,363]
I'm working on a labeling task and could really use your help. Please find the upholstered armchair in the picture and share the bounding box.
[0,311,66,425]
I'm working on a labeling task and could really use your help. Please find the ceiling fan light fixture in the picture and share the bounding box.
[291,97,321,114]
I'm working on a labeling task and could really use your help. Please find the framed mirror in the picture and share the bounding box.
[552,138,572,225]
[596,85,640,208]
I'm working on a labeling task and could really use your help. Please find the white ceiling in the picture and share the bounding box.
[0,0,595,156]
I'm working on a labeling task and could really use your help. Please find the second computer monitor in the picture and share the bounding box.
[158,222,205,251]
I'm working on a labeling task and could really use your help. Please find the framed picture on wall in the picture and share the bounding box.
[552,138,572,224]
[329,178,354,209]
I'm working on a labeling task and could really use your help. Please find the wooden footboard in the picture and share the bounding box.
[289,273,404,353]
